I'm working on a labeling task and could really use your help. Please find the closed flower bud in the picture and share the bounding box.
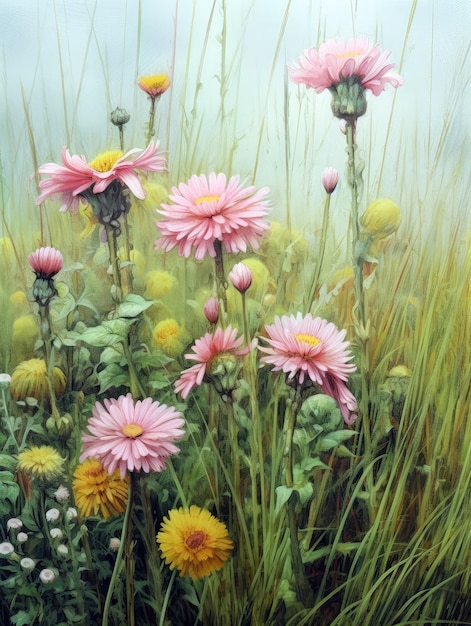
[229,262,253,294]
[203,297,219,324]
[360,198,401,238]
[321,167,339,194]
[10,359,67,406]
[110,107,131,127]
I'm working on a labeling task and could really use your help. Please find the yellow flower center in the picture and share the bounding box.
[139,74,170,90]
[195,195,220,205]
[186,530,206,549]
[293,333,321,347]
[88,150,123,172]
[336,51,362,59]
[122,423,143,438]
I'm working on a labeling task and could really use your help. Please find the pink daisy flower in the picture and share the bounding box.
[288,36,403,96]
[259,313,357,424]
[28,247,63,278]
[155,173,270,260]
[175,326,252,399]
[36,142,166,213]
[80,393,185,479]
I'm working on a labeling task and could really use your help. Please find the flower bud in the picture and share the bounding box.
[229,262,253,294]
[203,297,219,324]
[329,77,367,120]
[321,167,339,194]
[110,107,131,127]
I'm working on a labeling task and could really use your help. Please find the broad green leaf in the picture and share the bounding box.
[317,429,356,452]
[116,294,155,318]
[275,485,294,515]
[78,318,134,347]
[300,457,330,472]
[97,363,130,394]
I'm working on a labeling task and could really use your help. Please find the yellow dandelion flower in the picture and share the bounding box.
[360,198,401,239]
[10,359,67,404]
[143,270,177,300]
[152,318,185,357]
[138,74,170,98]
[157,505,233,580]
[18,445,64,480]
[72,458,129,519]
[13,314,39,343]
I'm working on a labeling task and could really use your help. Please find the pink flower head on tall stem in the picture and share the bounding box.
[155,173,270,260]
[259,313,357,424]
[203,297,220,324]
[80,393,185,479]
[288,36,403,96]
[36,142,166,213]
[28,247,63,278]
[175,326,252,399]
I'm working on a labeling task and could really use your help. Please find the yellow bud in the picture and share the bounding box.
[360,198,401,238]
[10,359,67,404]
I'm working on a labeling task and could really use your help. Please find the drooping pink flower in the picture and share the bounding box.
[288,36,403,96]
[155,173,270,260]
[229,262,253,294]
[28,247,63,278]
[36,142,166,213]
[175,326,252,399]
[80,393,185,479]
[259,313,357,424]
[203,297,220,324]
[321,167,339,195]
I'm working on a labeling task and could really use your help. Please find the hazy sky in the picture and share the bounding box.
[0,0,469,224]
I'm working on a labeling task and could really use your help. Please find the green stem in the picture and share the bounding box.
[146,97,156,145]
[307,193,331,312]
[345,120,371,449]
[159,570,176,626]
[102,473,134,626]
[104,223,123,303]
[214,240,227,324]
[39,305,60,423]
[284,386,313,606]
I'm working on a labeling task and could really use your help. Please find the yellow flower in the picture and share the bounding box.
[10,359,67,404]
[131,182,169,212]
[9,291,28,309]
[79,204,99,239]
[18,445,64,481]
[157,505,233,580]
[118,248,146,277]
[143,270,177,300]
[72,458,129,519]
[138,74,170,98]
[88,150,124,172]
[360,198,401,239]
[152,318,185,357]
[0,237,14,264]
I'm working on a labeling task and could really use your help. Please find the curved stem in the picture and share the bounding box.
[39,305,60,422]
[102,473,134,626]
[307,193,331,312]
[214,240,227,325]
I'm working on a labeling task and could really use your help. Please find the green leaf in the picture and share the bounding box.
[300,457,330,472]
[317,429,356,452]
[275,485,293,515]
[116,294,155,318]
[11,610,34,626]
[97,363,130,394]
[0,453,16,471]
[78,318,134,347]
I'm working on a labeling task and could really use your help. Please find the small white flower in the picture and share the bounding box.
[54,485,70,502]
[66,507,78,521]
[50,528,63,540]
[0,541,15,556]
[39,568,56,584]
[17,532,29,544]
[57,544,69,556]
[7,518,23,530]
[46,508,60,522]
[20,557,35,571]
[109,537,121,551]
[0,373,11,388]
